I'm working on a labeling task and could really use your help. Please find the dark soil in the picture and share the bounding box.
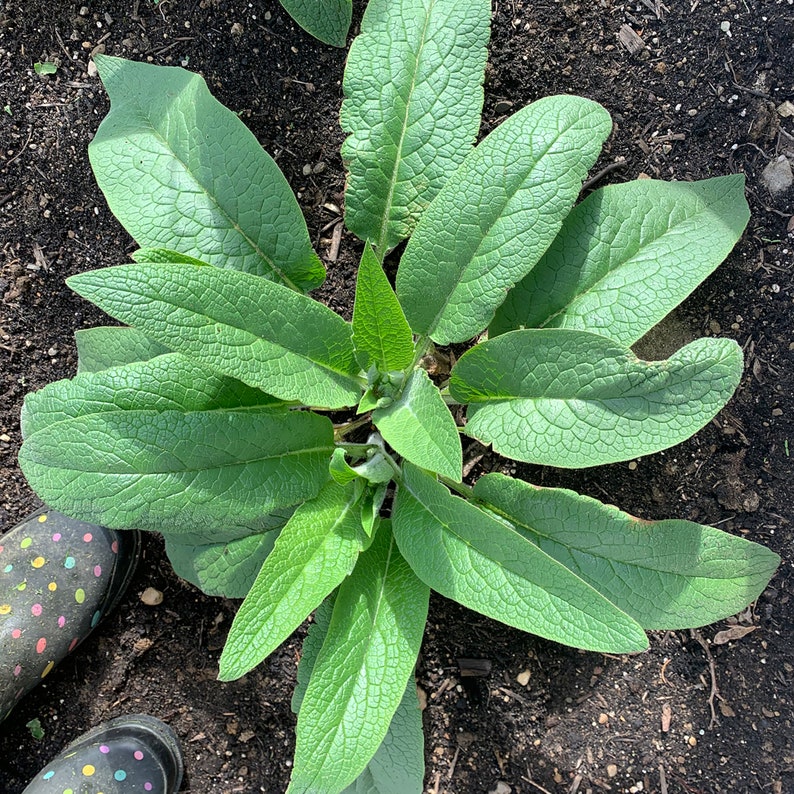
[1,1,793,792]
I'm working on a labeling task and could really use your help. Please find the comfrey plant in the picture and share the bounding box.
[19,1,778,791]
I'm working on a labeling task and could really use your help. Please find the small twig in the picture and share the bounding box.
[430,770,441,794]
[582,159,626,191]
[732,81,771,99]
[525,779,554,794]
[690,629,721,729]
[7,128,33,166]
[659,763,669,794]
[327,221,343,262]
[446,746,460,781]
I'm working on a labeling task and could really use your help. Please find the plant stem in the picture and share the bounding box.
[438,475,474,498]
[334,414,373,440]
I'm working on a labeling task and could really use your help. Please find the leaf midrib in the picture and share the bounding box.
[423,112,594,339]
[120,100,301,291]
[404,479,632,630]
[374,0,437,254]
[102,281,360,387]
[484,499,737,582]
[304,535,398,788]
[536,193,730,330]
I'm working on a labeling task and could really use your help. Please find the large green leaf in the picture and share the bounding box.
[293,593,425,794]
[373,369,462,481]
[219,481,367,680]
[396,96,612,344]
[19,404,334,535]
[392,463,648,654]
[279,0,352,47]
[352,243,415,372]
[491,176,750,345]
[292,594,336,714]
[165,530,281,599]
[450,329,743,467]
[289,520,429,794]
[68,263,363,409]
[473,473,779,629]
[21,353,280,439]
[90,55,323,292]
[341,682,425,794]
[341,0,490,253]
[75,326,170,374]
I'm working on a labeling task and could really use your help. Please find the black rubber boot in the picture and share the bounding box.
[21,714,183,793]
[0,507,140,721]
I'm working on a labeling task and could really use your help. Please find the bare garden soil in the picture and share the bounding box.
[1,1,793,792]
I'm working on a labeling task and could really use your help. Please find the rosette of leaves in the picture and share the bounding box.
[18,1,778,791]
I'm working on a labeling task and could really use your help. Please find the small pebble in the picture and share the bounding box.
[607,764,618,778]
[140,587,164,606]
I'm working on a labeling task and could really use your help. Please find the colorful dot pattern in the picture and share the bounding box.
[30,731,164,793]
[0,510,124,720]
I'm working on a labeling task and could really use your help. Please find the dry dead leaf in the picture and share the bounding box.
[713,625,758,645]
[661,702,672,732]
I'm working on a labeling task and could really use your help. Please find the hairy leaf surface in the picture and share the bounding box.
[165,530,281,599]
[292,594,336,714]
[19,406,334,534]
[75,326,170,373]
[342,0,490,253]
[279,0,352,47]
[396,96,612,343]
[68,263,363,408]
[292,596,425,794]
[90,55,323,291]
[450,330,743,467]
[373,369,462,481]
[392,464,648,653]
[219,481,367,681]
[289,521,429,794]
[352,243,415,372]
[341,683,424,794]
[473,473,779,629]
[22,353,281,439]
[491,176,750,344]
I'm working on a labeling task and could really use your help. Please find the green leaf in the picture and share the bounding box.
[450,330,743,467]
[473,473,780,629]
[21,353,281,439]
[279,0,352,47]
[166,529,282,599]
[289,520,429,794]
[491,175,751,345]
[396,96,612,344]
[131,247,216,267]
[218,481,368,681]
[392,463,648,654]
[373,369,462,481]
[34,61,57,76]
[340,682,424,794]
[67,262,363,409]
[90,55,323,292]
[293,594,336,714]
[358,389,381,414]
[19,403,334,535]
[341,0,490,253]
[352,243,415,372]
[330,447,362,485]
[75,326,170,373]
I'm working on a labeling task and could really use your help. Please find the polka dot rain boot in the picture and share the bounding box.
[0,507,141,721]
[21,713,183,794]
